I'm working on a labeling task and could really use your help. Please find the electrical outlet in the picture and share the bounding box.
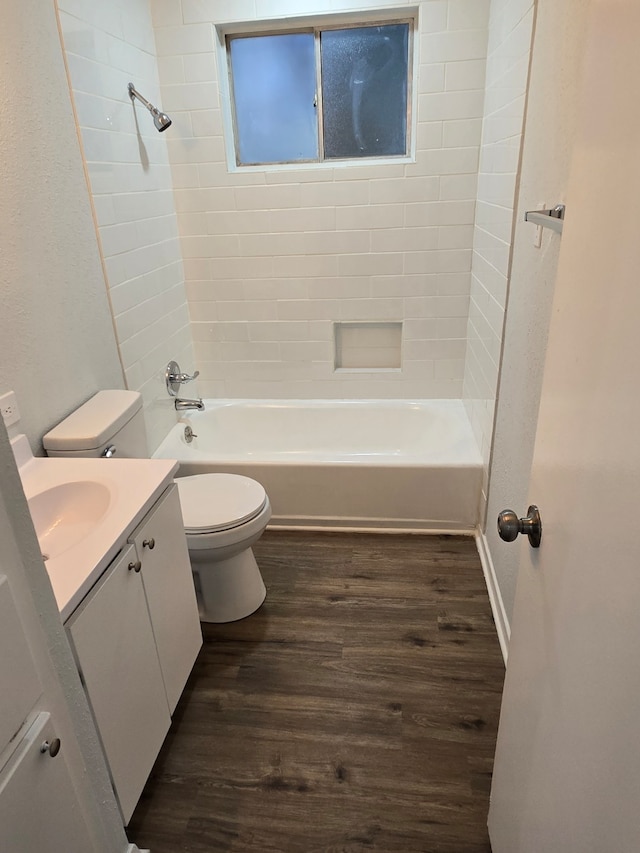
[0,391,20,428]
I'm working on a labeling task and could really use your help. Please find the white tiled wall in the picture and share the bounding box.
[57,0,195,453]
[152,0,490,399]
[462,0,535,507]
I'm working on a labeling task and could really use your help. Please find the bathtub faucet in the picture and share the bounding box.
[166,359,200,396]
[175,397,205,412]
[166,359,203,410]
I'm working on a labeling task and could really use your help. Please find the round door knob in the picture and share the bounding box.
[142,538,155,550]
[128,560,142,573]
[497,509,521,542]
[41,738,61,758]
[497,505,542,548]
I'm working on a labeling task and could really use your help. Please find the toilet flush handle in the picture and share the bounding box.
[101,445,117,458]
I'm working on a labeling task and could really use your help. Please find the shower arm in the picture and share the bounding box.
[128,82,172,132]
[128,83,153,112]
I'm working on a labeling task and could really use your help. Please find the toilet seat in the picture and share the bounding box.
[176,473,267,534]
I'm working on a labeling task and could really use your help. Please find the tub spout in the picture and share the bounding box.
[175,397,205,411]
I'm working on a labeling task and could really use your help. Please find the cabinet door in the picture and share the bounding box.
[66,545,170,825]
[0,712,95,853]
[130,484,202,713]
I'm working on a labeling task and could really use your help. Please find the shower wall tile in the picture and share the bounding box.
[153,0,489,400]
[154,23,214,56]
[421,29,490,63]
[446,58,487,91]
[448,0,492,31]
[443,118,484,148]
[58,0,195,453]
[462,0,535,514]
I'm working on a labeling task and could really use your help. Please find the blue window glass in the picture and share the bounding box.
[321,24,409,159]
[229,33,318,165]
[227,21,411,166]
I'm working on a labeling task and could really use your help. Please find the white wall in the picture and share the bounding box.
[58,0,196,453]
[463,0,535,510]
[0,2,134,845]
[483,0,590,629]
[152,0,490,399]
[0,0,123,452]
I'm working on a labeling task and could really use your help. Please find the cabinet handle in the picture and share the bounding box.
[41,738,61,758]
[142,538,155,550]
[128,560,142,573]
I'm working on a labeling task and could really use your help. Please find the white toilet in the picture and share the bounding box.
[42,390,270,623]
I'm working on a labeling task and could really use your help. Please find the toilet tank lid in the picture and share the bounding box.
[43,390,142,452]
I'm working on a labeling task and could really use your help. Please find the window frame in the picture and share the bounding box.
[218,11,417,171]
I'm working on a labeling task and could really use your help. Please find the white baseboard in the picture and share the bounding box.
[475,530,510,665]
[269,518,476,535]
[269,512,477,534]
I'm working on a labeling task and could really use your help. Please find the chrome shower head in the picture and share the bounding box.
[151,109,172,132]
[128,82,172,132]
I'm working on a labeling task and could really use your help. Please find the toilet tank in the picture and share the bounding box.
[43,390,149,459]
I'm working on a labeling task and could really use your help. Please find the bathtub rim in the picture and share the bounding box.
[156,397,482,469]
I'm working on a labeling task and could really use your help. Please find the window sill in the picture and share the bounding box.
[334,368,403,374]
[228,155,415,175]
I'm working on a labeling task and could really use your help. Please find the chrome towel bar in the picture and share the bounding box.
[524,203,565,234]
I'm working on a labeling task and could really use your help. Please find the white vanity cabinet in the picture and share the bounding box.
[128,484,202,713]
[66,483,202,825]
[67,543,171,824]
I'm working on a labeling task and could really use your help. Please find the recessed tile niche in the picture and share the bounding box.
[334,321,402,371]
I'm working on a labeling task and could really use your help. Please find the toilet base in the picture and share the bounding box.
[193,547,266,623]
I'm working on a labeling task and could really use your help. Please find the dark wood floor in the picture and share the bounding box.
[128,531,504,853]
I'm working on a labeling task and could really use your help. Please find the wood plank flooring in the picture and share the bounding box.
[128,531,505,853]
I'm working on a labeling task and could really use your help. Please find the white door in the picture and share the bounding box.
[488,3,640,851]
[0,712,95,853]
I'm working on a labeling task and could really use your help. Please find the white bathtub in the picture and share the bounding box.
[153,399,482,532]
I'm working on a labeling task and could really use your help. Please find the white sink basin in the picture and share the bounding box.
[11,433,179,620]
[28,481,112,561]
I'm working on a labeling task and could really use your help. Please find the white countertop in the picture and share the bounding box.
[13,436,178,621]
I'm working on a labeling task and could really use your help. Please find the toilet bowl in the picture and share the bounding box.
[42,390,271,623]
[176,473,270,622]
